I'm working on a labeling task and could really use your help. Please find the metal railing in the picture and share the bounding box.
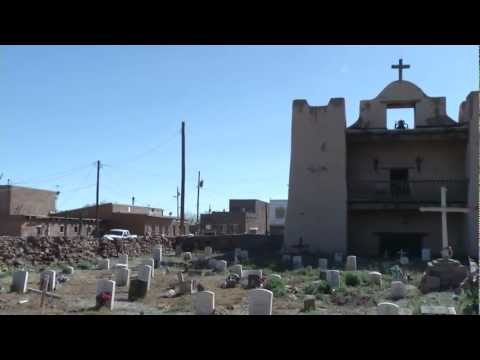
[348,179,468,204]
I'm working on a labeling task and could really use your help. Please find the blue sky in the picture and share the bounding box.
[0,45,477,216]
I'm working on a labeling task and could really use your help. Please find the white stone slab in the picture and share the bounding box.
[326,270,340,289]
[41,270,56,292]
[96,279,116,311]
[138,265,152,290]
[115,267,131,287]
[421,249,431,262]
[345,255,357,271]
[248,288,273,315]
[11,271,28,294]
[142,259,155,278]
[368,271,382,286]
[98,259,110,270]
[390,281,406,300]
[193,291,215,315]
[318,258,328,270]
[118,254,128,266]
[292,256,303,269]
[420,305,456,315]
[377,302,400,315]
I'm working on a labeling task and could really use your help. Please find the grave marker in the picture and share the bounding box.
[215,260,227,272]
[326,270,340,289]
[345,255,357,271]
[96,279,116,311]
[98,259,110,270]
[119,254,128,266]
[204,247,213,256]
[115,267,131,287]
[142,259,155,278]
[334,252,343,263]
[11,271,28,294]
[153,246,162,267]
[40,270,56,292]
[421,249,431,262]
[318,258,328,270]
[230,264,243,277]
[193,291,215,315]
[368,271,383,286]
[390,281,406,300]
[138,264,152,290]
[420,305,456,315]
[248,288,273,315]
[377,302,400,315]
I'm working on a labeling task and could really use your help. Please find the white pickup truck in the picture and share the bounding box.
[102,229,138,241]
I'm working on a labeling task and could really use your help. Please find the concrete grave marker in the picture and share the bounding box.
[248,288,273,315]
[63,266,75,275]
[183,252,193,261]
[115,267,131,287]
[377,302,400,315]
[96,279,116,311]
[230,264,243,277]
[177,272,185,283]
[216,260,228,272]
[304,295,316,312]
[193,291,215,315]
[204,247,213,256]
[175,245,182,256]
[334,252,343,263]
[119,254,128,266]
[390,281,406,300]
[153,246,162,267]
[318,258,328,270]
[292,255,303,269]
[138,264,152,290]
[326,270,340,289]
[142,259,155,278]
[242,269,263,279]
[98,259,110,270]
[11,271,28,294]
[208,259,218,269]
[368,271,383,286]
[345,255,357,271]
[114,264,128,270]
[420,305,456,315]
[40,270,56,292]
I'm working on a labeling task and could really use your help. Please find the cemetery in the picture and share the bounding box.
[0,239,477,315]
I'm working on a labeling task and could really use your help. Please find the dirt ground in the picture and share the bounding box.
[0,252,463,315]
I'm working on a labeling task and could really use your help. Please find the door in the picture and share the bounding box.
[390,168,410,197]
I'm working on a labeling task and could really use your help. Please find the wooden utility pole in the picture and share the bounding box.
[180,122,185,235]
[95,160,100,237]
[265,202,269,236]
[132,196,135,206]
[196,171,203,224]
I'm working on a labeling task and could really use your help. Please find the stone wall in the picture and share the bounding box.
[0,235,169,269]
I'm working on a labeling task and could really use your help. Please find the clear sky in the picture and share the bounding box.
[0,45,477,217]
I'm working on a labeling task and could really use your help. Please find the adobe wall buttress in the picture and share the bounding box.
[285,98,347,254]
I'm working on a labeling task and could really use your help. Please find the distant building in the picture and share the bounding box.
[200,199,269,235]
[0,185,96,237]
[54,203,180,236]
[268,200,287,236]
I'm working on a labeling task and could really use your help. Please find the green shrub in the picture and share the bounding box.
[265,277,287,297]
[304,280,330,295]
[344,272,360,287]
[77,260,94,270]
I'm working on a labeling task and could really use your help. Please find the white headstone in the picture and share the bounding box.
[204,247,213,256]
[216,260,227,272]
[118,254,128,266]
[138,265,152,290]
[292,256,303,269]
[377,302,400,315]
[11,271,28,294]
[98,259,110,270]
[242,269,263,279]
[334,252,343,263]
[240,250,249,261]
[345,255,357,271]
[368,271,383,286]
[420,305,456,315]
[400,256,409,265]
[153,246,162,265]
[269,274,282,281]
[114,264,128,270]
[177,272,185,283]
[193,291,215,315]
[421,249,431,262]
[41,270,56,292]
[142,259,155,278]
[115,267,131,287]
[96,279,116,311]
[248,288,273,315]
[326,270,340,289]
[183,252,193,261]
[230,264,243,277]
[318,258,328,270]
[390,281,406,300]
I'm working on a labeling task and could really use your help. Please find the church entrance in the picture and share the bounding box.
[376,232,426,258]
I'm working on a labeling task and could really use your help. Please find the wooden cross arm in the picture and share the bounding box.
[419,207,469,213]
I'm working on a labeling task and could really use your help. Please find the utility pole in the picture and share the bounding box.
[265,202,269,236]
[95,160,100,237]
[196,171,203,224]
[180,121,185,235]
[132,196,135,206]
[173,187,180,219]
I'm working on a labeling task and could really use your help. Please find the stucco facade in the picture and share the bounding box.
[285,78,479,259]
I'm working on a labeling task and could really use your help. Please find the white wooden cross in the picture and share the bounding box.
[419,187,469,258]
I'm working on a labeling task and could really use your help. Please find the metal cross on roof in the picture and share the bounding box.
[391,58,410,81]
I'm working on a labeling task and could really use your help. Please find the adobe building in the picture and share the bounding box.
[0,185,96,237]
[54,203,180,236]
[285,60,479,259]
[268,199,287,236]
[200,199,269,235]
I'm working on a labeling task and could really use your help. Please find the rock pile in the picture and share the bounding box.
[0,236,165,268]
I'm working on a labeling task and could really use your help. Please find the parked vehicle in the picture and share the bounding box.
[102,229,138,241]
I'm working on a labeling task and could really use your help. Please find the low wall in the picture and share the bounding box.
[176,234,284,253]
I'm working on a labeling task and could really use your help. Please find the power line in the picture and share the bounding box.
[10,163,94,186]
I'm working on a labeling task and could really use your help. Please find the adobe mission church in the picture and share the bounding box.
[285,59,479,259]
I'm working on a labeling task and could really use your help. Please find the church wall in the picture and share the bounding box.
[285,98,347,254]
[464,91,480,259]
[348,210,465,258]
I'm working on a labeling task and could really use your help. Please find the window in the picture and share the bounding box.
[387,108,414,130]
[275,207,286,219]
[390,168,410,196]
[60,225,64,233]
[74,226,78,233]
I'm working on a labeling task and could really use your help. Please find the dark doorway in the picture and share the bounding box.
[377,232,426,258]
[390,168,410,197]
